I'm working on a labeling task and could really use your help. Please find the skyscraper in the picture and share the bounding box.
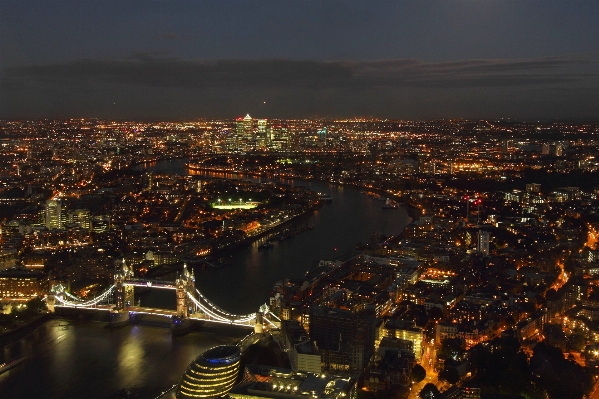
[234,114,255,151]
[243,113,253,137]
[318,127,327,142]
[45,199,62,230]
[257,119,268,148]
[477,230,490,256]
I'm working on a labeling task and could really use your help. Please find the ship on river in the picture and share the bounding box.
[318,193,332,202]
[258,241,275,250]
[382,198,399,209]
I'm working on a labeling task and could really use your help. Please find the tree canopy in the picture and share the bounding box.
[411,364,426,383]
[418,383,440,399]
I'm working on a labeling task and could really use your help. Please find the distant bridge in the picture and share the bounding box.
[46,261,280,332]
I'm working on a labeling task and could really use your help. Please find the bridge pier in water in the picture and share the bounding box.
[45,261,265,334]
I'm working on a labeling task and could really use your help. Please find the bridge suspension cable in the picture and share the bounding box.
[188,290,256,324]
[46,274,270,328]
[62,291,85,302]
[53,285,116,307]
[263,316,278,328]
[194,288,256,320]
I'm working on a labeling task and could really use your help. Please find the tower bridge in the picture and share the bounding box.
[45,260,280,334]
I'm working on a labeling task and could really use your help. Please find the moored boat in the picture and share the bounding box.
[258,241,275,250]
[382,198,398,209]
[0,357,26,375]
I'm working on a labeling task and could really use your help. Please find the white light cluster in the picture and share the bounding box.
[188,290,256,325]
[54,285,116,307]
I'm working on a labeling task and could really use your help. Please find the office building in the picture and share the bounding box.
[257,119,268,147]
[229,365,355,399]
[477,230,490,256]
[68,209,91,231]
[309,306,377,373]
[282,320,321,374]
[0,269,44,301]
[45,199,63,230]
[177,345,241,399]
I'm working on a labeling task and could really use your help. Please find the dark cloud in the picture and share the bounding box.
[1,54,597,119]
[351,55,594,88]
[1,57,353,90]
[2,54,594,91]
[157,32,180,41]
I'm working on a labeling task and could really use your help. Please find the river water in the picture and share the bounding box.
[138,158,411,314]
[0,318,248,399]
[0,158,411,398]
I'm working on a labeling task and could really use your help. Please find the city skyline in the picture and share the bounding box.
[2,2,599,397]
[1,0,599,120]
[1,117,599,398]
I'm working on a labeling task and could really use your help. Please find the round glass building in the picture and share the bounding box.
[177,345,241,399]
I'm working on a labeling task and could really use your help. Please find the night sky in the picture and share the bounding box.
[1,0,598,120]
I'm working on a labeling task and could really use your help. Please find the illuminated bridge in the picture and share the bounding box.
[45,260,280,333]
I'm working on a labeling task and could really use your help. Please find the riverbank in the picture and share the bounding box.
[134,158,412,314]
[142,158,419,224]
[146,203,321,278]
[0,317,251,399]
[186,163,420,218]
[216,203,321,254]
[0,313,50,345]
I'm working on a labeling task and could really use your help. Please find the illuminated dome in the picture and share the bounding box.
[177,345,241,399]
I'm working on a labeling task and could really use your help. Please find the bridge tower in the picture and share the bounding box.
[113,259,134,310]
[172,264,194,335]
[176,270,188,318]
[110,259,133,327]
[45,277,60,313]
[255,304,271,334]
[46,291,56,313]
[254,312,264,334]
[186,265,196,310]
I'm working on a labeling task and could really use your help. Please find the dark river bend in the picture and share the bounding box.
[0,158,411,399]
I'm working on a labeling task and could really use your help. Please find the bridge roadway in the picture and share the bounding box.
[124,279,176,289]
[53,304,177,316]
[128,306,255,327]
[49,263,267,329]
[54,302,258,328]
[126,306,178,317]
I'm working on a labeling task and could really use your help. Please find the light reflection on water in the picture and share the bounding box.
[136,158,411,315]
[117,328,144,388]
[0,159,412,398]
[0,319,248,399]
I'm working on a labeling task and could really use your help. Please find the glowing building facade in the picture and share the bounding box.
[45,199,62,229]
[177,345,241,399]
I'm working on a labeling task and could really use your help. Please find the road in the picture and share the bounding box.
[408,342,442,399]
[590,378,599,399]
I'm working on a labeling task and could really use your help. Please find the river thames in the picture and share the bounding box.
[0,159,411,398]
